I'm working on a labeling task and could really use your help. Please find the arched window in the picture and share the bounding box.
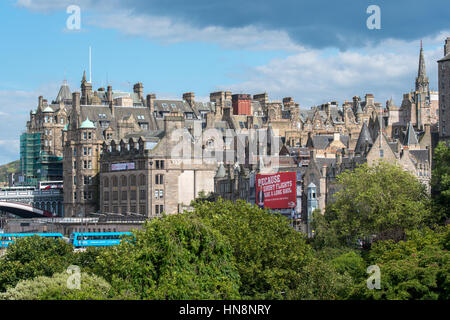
[104,177,109,188]
[121,175,127,187]
[130,175,136,186]
[139,174,146,186]
[112,176,118,187]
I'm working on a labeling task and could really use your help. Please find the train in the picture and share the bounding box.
[0,232,132,248]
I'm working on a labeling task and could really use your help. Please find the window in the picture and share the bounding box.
[139,174,146,185]
[130,175,136,186]
[121,176,127,186]
[155,160,165,169]
[73,175,77,185]
[88,160,92,169]
[112,191,118,201]
[159,190,164,199]
[73,192,77,200]
[104,191,109,202]
[139,189,146,200]
[130,190,136,200]
[155,205,164,215]
[83,132,87,140]
[139,122,148,130]
[155,174,164,185]
[112,176,118,187]
[104,177,109,188]
[73,148,77,157]
[73,161,76,169]
[121,191,127,201]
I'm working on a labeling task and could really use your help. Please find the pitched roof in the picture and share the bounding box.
[215,163,226,178]
[54,81,72,103]
[403,121,419,146]
[355,122,373,153]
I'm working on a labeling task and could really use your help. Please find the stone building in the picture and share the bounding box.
[99,114,217,217]
[438,38,450,141]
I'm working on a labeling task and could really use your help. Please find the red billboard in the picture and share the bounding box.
[255,172,297,209]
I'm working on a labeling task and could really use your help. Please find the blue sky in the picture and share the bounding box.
[0,0,449,165]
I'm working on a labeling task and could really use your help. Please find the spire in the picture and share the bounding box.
[355,121,373,154]
[82,71,87,84]
[403,121,419,146]
[416,41,429,93]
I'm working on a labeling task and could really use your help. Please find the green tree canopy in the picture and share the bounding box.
[93,213,241,300]
[431,142,450,224]
[351,226,450,300]
[314,162,431,248]
[191,199,350,299]
[0,236,74,292]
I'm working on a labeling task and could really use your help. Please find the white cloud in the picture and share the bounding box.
[88,11,304,52]
[220,33,448,108]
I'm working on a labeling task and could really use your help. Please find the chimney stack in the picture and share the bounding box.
[445,37,450,56]
[146,93,156,113]
[183,92,195,106]
[133,82,144,99]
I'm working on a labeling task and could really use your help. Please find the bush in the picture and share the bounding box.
[0,271,111,300]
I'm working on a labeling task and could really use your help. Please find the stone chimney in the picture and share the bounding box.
[365,93,374,106]
[146,93,156,113]
[183,92,195,106]
[253,93,268,105]
[107,86,113,104]
[38,96,43,110]
[445,37,450,56]
[71,92,80,129]
[133,82,144,99]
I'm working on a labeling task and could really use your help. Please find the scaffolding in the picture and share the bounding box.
[19,132,63,186]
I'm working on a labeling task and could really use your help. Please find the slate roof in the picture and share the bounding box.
[54,81,72,103]
[409,149,429,163]
[403,121,419,146]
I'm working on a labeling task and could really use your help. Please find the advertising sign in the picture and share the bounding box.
[256,172,297,209]
[111,162,135,171]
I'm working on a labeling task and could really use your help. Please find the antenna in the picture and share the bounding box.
[89,46,92,83]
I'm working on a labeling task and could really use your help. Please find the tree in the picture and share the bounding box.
[351,226,450,300]
[191,199,349,299]
[0,272,111,300]
[431,142,450,224]
[93,213,241,300]
[0,236,74,292]
[315,162,431,247]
